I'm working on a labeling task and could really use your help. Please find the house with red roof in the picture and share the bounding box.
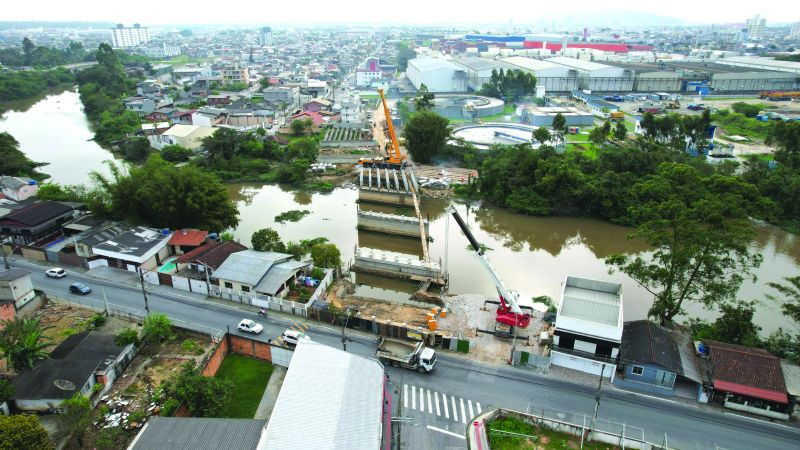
[168,229,209,256]
[290,111,325,126]
[163,240,248,295]
[704,340,790,420]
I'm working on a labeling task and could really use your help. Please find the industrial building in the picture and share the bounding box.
[546,56,635,92]
[571,90,621,118]
[521,106,594,127]
[501,56,579,92]
[662,60,798,92]
[452,57,514,91]
[602,61,682,92]
[713,56,800,75]
[406,58,467,93]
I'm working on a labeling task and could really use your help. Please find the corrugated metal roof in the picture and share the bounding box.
[780,361,800,397]
[547,56,616,72]
[453,57,509,72]
[254,260,310,295]
[559,277,621,327]
[502,56,563,72]
[129,417,267,450]
[211,250,291,286]
[408,57,462,72]
[260,340,384,450]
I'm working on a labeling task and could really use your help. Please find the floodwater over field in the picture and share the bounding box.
[227,182,800,334]
[5,91,798,333]
[0,89,120,185]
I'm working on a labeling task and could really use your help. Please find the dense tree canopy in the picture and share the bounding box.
[0,317,52,372]
[161,361,232,417]
[0,68,74,101]
[413,83,435,110]
[0,132,46,179]
[76,43,136,123]
[395,42,417,72]
[251,228,286,252]
[0,38,87,68]
[477,69,536,101]
[92,155,239,232]
[607,163,772,324]
[0,415,52,450]
[402,110,450,164]
[311,243,341,268]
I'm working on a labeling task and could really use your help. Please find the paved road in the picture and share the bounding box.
[11,258,800,450]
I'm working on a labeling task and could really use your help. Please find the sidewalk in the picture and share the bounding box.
[254,366,287,419]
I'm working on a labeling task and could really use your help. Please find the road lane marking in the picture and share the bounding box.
[420,388,424,412]
[442,394,449,419]
[460,398,467,424]
[435,392,441,416]
[476,402,482,414]
[468,400,474,420]
[427,389,432,414]
[451,396,458,422]
[412,386,416,410]
[404,384,408,409]
[426,425,465,440]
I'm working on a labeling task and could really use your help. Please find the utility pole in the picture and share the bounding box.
[341,307,352,352]
[590,362,607,434]
[138,268,150,316]
[101,286,110,316]
[0,234,9,270]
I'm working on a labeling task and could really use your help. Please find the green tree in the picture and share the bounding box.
[589,126,607,146]
[122,137,152,162]
[0,415,52,450]
[290,118,313,136]
[22,37,35,65]
[396,42,417,72]
[767,276,800,322]
[0,317,52,372]
[285,138,319,162]
[602,121,612,136]
[92,156,239,231]
[607,163,772,324]
[402,110,450,164]
[0,132,46,179]
[94,110,140,146]
[161,361,232,417]
[115,329,141,347]
[0,378,15,404]
[614,121,627,140]
[161,144,193,162]
[258,77,272,89]
[688,300,762,347]
[251,228,286,252]
[533,127,550,145]
[762,276,800,362]
[202,127,243,162]
[60,394,92,448]
[766,121,800,169]
[552,113,566,133]
[141,313,175,344]
[730,102,762,118]
[311,243,341,268]
[413,83,435,110]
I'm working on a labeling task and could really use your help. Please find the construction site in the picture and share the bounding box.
[317,88,555,365]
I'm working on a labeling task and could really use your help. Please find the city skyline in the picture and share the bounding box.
[1,0,799,27]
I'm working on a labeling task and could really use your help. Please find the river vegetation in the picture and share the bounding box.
[274,209,311,224]
[0,131,48,180]
[0,68,75,102]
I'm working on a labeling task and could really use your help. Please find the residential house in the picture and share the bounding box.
[11,331,136,412]
[780,360,800,418]
[172,110,195,125]
[124,96,157,115]
[143,107,177,122]
[211,250,310,298]
[174,240,247,282]
[0,268,34,318]
[191,107,226,127]
[128,417,267,450]
[168,229,208,255]
[290,111,325,127]
[150,125,218,151]
[0,176,38,201]
[223,63,249,85]
[263,86,299,109]
[615,320,702,399]
[138,122,171,138]
[207,94,233,106]
[703,340,790,420]
[0,201,79,245]
[551,276,622,379]
[303,98,333,113]
[305,79,327,97]
[92,226,173,272]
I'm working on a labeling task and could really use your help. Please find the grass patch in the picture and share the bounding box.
[743,153,775,163]
[487,416,618,450]
[214,354,273,418]
[480,104,517,122]
[711,111,772,141]
[566,143,598,160]
[155,55,204,66]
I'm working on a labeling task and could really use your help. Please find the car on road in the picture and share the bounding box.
[46,268,66,278]
[69,283,91,295]
[281,329,311,345]
[238,319,263,334]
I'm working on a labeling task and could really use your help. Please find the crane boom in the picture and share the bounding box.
[378,88,405,165]
[449,207,531,328]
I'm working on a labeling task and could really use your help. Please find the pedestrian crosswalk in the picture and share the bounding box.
[273,321,310,348]
[402,384,482,424]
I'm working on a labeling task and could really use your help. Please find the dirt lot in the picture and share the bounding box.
[414,165,477,185]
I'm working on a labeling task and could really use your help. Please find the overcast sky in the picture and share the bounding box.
[1,0,796,26]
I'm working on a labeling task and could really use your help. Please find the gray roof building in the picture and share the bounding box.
[128,417,267,450]
[211,250,292,286]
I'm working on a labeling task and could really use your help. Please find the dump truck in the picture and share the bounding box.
[609,111,625,122]
[376,337,437,373]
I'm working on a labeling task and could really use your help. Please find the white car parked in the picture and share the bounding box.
[281,329,311,346]
[46,268,66,278]
[238,319,263,334]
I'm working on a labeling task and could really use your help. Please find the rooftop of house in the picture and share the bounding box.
[129,417,267,450]
[93,226,171,258]
[0,176,36,190]
[0,201,75,228]
[619,320,683,374]
[0,268,30,282]
[557,275,623,342]
[211,250,292,286]
[168,229,208,247]
[11,332,127,401]
[255,260,310,296]
[175,240,248,270]
[706,340,788,404]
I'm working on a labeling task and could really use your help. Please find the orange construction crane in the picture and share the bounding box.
[358,88,408,169]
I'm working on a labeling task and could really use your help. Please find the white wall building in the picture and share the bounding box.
[111,23,150,48]
[259,27,273,46]
[406,58,467,93]
[502,56,579,92]
[546,56,634,92]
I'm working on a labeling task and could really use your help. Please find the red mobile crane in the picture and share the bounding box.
[449,206,531,331]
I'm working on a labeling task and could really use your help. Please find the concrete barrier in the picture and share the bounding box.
[357,210,429,237]
[358,188,413,206]
[352,247,444,283]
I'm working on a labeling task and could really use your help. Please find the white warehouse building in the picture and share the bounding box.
[546,56,634,92]
[452,57,513,91]
[406,58,468,93]
[502,56,580,92]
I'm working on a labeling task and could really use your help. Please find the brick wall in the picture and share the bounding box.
[200,337,229,377]
[228,335,272,362]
